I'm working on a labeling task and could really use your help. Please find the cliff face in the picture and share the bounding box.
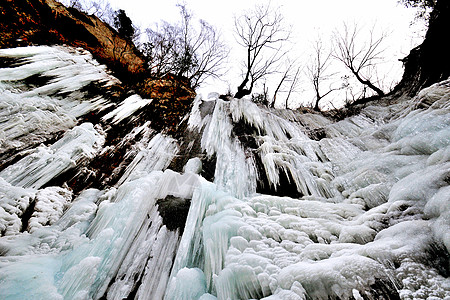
[395,0,450,95]
[0,0,195,134]
[0,2,449,299]
[0,0,145,75]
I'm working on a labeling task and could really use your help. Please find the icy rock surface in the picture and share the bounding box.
[0,46,115,162]
[102,94,152,125]
[171,81,450,299]
[0,122,105,189]
[0,46,449,300]
[0,46,185,300]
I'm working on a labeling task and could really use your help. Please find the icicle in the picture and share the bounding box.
[200,98,257,198]
[213,139,258,199]
[0,46,119,95]
[134,226,181,300]
[0,123,104,189]
[102,94,152,124]
[117,133,178,184]
[201,99,234,158]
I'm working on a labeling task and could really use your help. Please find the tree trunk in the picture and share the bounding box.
[314,91,321,111]
[235,77,250,99]
[352,70,385,97]
[394,0,450,96]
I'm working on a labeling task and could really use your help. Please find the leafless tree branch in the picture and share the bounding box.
[306,37,345,111]
[333,22,388,96]
[234,3,291,98]
[142,4,228,88]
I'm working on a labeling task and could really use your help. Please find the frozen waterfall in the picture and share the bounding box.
[0,46,449,300]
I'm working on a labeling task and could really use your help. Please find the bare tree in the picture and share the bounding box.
[306,38,346,111]
[333,22,388,97]
[60,0,115,27]
[271,59,301,108]
[284,66,301,109]
[143,22,179,77]
[142,4,228,88]
[184,18,229,88]
[85,0,114,24]
[234,4,291,99]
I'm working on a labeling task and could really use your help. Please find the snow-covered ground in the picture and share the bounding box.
[0,46,448,299]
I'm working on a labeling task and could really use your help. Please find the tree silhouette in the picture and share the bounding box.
[233,4,291,99]
[114,9,134,40]
[333,22,387,97]
[142,4,227,88]
[306,38,346,111]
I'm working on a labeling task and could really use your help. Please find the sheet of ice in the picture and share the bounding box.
[166,79,450,299]
[0,166,195,299]
[199,98,257,198]
[0,123,105,189]
[27,186,72,233]
[0,46,119,95]
[133,226,181,300]
[230,98,307,140]
[0,45,188,300]
[117,133,179,185]
[166,180,242,299]
[168,179,220,281]
[0,46,114,160]
[165,268,209,300]
[195,96,338,198]
[102,94,152,124]
[187,94,211,131]
[1,45,449,299]
[228,98,343,198]
[105,202,179,300]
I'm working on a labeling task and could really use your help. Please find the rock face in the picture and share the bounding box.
[395,0,450,95]
[0,0,196,134]
[0,0,145,75]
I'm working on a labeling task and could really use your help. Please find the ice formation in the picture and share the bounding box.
[0,46,449,300]
[102,95,153,125]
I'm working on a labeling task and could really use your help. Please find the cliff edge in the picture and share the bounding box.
[0,0,195,134]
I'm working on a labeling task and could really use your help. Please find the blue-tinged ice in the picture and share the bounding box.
[0,45,449,299]
[0,123,104,189]
[167,79,450,299]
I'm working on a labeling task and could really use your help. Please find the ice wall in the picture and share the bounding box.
[167,82,450,299]
[0,45,448,300]
[0,46,189,300]
[0,46,115,162]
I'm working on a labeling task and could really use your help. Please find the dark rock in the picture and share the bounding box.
[307,128,327,141]
[157,195,191,233]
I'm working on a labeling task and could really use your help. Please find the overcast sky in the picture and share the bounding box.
[105,0,426,108]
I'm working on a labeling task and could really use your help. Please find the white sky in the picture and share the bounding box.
[106,0,426,108]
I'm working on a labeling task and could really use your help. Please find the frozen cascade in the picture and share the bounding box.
[0,122,105,189]
[0,46,115,162]
[0,46,187,299]
[168,83,450,299]
[0,45,449,300]
[195,95,258,198]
